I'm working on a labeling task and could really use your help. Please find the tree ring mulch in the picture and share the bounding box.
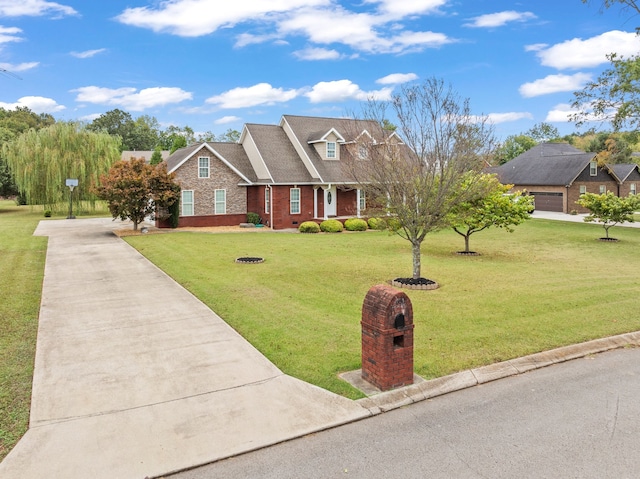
[235,257,264,264]
[456,251,479,256]
[390,277,439,290]
[598,237,619,242]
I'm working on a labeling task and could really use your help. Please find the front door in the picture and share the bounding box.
[324,186,337,217]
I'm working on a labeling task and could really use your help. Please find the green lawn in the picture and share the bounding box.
[125,219,640,399]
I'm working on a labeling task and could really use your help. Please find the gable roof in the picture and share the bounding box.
[609,163,639,182]
[121,150,170,162]
[491,143,596,186]
[165,142,257,184]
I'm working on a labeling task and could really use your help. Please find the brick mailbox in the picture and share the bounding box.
[361,284,414,391]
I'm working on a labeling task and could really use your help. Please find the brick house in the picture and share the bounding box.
[491,143,640,213]
[161,115,391,229]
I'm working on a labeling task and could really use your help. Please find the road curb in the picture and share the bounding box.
[355,331,640,415]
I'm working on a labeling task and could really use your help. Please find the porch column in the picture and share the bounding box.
[356,189,361,218]
[313,186,319,219]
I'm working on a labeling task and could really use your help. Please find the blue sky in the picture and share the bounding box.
[1,0,639,141]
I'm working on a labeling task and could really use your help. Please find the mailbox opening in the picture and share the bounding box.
[393,334,404,348]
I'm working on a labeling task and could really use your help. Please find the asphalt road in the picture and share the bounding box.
[166,346,640,479]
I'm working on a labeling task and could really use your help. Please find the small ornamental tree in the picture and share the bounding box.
[450,175,534,253]
[97,158,180,230]
[150,146,163,165]
[577,191,640,239]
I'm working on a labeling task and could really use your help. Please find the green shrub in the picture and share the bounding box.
[319,219,344,233]
[344,218,368,231]
[298,221,320,233]
[247,212,261,225]
[386,217,402,232]
[43,210,52,218]
[367,217,387,230]
[168,200,180,228]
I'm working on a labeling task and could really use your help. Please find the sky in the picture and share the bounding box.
[1,0,639,141]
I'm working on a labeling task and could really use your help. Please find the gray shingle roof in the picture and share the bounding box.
[492,143,596,186]
[609,163,639,182]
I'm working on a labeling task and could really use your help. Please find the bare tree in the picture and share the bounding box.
[345,78,496,281]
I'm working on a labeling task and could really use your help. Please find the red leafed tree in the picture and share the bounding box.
[97,158,180,230]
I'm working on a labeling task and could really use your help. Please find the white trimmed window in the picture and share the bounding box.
[265,187,270,214]
[182,190,194,216]
[214,189,226,214]
[290,188,301,214]
[198,157,210,178]
[599,185,606,194]
[590,160,597,176]
[358,146,368,160]
[326,142,336,159]
[579,185,586,195]
[631,183,637,195]
[359,189,366,211]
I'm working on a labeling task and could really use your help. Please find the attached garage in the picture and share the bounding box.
[531,192,563,212]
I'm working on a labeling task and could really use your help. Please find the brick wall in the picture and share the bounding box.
[174,146,247,216]
[361,284,414,391]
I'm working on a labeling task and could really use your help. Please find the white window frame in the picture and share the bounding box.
[359,189,366,211]
[214,189,226,214]
[198,157,210,178]
[589,160,597,176]
[265,187,270,214]
[181,190,194,216]
[326,141,336,159]
[579,185,586,195]
[630,183,636,195]
[290,187,301,214]
[358,145,368,160]
[599,185,606,194]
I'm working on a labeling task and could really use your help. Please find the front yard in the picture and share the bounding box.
[126,219,640,398]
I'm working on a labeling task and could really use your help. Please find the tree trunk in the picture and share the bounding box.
[412,241,421,279]
[133,219,139,231]
[464,234,471,252]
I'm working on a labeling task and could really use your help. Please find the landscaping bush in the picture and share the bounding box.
[298,221,320,233]
[247,212,261,225]
[43,210,52,218]
[367,217,387,230]
[344,218,368,231]
[320,219,344,232]
[168,200,180,228]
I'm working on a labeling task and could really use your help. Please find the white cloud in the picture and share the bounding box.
[0,26,23,47]
[116,0,328,37]
[464,11,536,28]
[0,61,38,71]
[0,0,77,17]
[206,83,299,108]
[519,73,592,98]
[545,103,576,122]
[70,48,106,59]
[376,73,418,85]
[0,96,65,113]
[117,1,454,56]
[214,116,241,125]
[524,43,547,52]
[305,79,392,103]
[486,112,533,124]
[533,30,640,69]
[72,86,193,111]
[293,47,342,60]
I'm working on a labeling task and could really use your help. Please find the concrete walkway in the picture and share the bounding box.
[531,209,640,227]
[0,218,369,479]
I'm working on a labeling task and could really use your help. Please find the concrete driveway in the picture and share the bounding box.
[0,218,368,479]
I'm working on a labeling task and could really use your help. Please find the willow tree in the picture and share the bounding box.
[2,122,121,211]
[345,78,497,282]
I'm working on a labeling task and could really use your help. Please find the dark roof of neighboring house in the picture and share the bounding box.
[244,123,315,183]
[491,142,596,186]
[609,163,639,182]
[121,150,170,162]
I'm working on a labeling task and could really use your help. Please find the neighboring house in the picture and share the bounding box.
[121,150,171,163]
[490,143,640,213]
[161,115,394,230]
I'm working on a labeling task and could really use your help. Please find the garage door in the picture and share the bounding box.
[531,192,563,212]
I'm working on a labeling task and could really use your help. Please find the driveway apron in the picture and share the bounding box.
[0,218,368,479]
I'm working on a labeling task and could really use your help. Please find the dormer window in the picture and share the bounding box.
[589,160,597,176]
[327,142,336,159]
[358,146,368,160]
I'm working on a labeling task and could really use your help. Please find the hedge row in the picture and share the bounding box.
[298,217,390,233]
